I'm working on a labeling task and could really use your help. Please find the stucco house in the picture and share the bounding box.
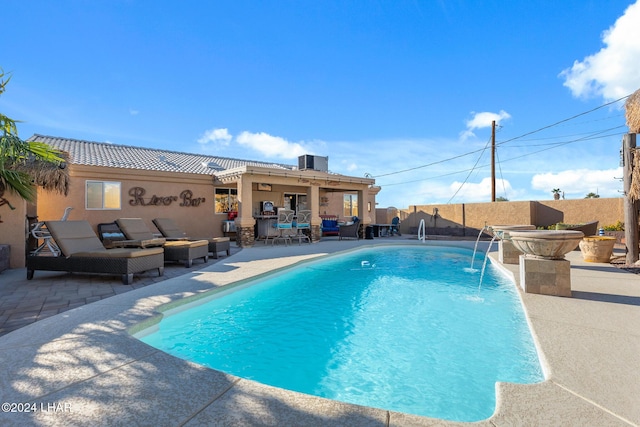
[0,135,379,269]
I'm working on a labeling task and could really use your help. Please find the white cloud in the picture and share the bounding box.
[460,110,511,140]
[236,131,310,159]
[198,128,233,145]
[560,1,640,100]
[345,162,358,172]
[448,177,514,203]
[393,177,516,206]
[129,108,139,116]
[531,167,622,197]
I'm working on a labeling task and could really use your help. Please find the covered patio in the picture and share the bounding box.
[214,165,379,247]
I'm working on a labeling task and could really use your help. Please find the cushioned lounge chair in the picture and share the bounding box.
[26,220,164,285]
[339,217,361,240]
[116,218,209,268]
[97,222,165,249]
[152,218,231,259]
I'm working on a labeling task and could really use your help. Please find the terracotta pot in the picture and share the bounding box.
[579,236,616,263]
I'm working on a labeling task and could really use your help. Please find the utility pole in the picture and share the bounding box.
[491,120,496,202]
[623,133,638,264]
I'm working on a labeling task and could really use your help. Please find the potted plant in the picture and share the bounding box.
[552,188,561,200]
[579,236,616,263]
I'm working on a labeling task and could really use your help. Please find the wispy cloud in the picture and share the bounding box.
[198,128,233,146]
[560,0,640,100]
[129,108,139,116]
[460,110,511,140]
[236,131,311,159]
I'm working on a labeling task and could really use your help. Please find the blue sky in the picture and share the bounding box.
[2,1,640,208]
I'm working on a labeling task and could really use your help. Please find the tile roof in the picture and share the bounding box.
[28,134,295,175]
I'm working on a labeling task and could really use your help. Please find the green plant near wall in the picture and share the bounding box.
[603,221,624,231]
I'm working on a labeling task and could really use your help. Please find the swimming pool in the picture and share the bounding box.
[139,245,544,422]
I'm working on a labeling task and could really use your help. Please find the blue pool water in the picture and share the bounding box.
[139,245,543,422]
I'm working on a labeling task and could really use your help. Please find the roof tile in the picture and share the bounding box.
[28,134,295,175]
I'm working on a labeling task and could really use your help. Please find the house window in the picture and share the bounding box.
[343,194,358,218]
[215,188,238,213]
[86,181,121,210]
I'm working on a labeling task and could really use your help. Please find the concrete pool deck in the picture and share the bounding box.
[0,238,638,426]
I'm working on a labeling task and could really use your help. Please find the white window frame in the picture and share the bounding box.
[343,193,358,218]
[215,188,238,214]
[85,180,121,210]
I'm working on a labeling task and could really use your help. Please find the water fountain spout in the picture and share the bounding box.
[478,235,498,291]
[470,225,488,270]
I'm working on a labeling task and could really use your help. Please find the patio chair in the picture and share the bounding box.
[339,217,361,240]
[389,216,401,236]
[152,218,231,259]
[26,220,165,285]
[116,218,209,267]
[268,209,295,245]
[291,210,311,245]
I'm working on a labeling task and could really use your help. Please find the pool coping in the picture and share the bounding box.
[1,238,638,426]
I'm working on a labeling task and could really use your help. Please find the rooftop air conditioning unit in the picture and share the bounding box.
[298,155,328,172]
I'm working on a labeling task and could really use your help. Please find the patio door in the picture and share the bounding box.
[284,193,307,213]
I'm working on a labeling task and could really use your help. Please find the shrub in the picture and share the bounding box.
[603,221,624,231]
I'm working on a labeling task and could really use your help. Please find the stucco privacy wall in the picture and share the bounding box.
[399,198,624,234]
[0,191,27,269]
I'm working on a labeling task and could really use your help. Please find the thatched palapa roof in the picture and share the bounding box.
[8,151,70,196]
[626,88,640,133]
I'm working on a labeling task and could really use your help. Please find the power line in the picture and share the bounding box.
[371,94,630,180]
[377,129,624,188]
[495,94,629,147]
[446,134,493,204]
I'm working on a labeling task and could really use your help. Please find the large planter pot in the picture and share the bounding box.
[579,236,616,263]
[508,230,584,260]
[490,225,536,264]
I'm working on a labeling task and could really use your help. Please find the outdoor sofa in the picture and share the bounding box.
[152,217,231,259]
[116,218,209,267]
[26,220,164,285]
[320,215,340,236]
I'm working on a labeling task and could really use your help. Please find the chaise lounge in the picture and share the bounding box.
[116,218,209,268]
[26,220,165,285]
[152,218,231,259]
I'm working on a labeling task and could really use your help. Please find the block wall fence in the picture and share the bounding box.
[376,198,623,237]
